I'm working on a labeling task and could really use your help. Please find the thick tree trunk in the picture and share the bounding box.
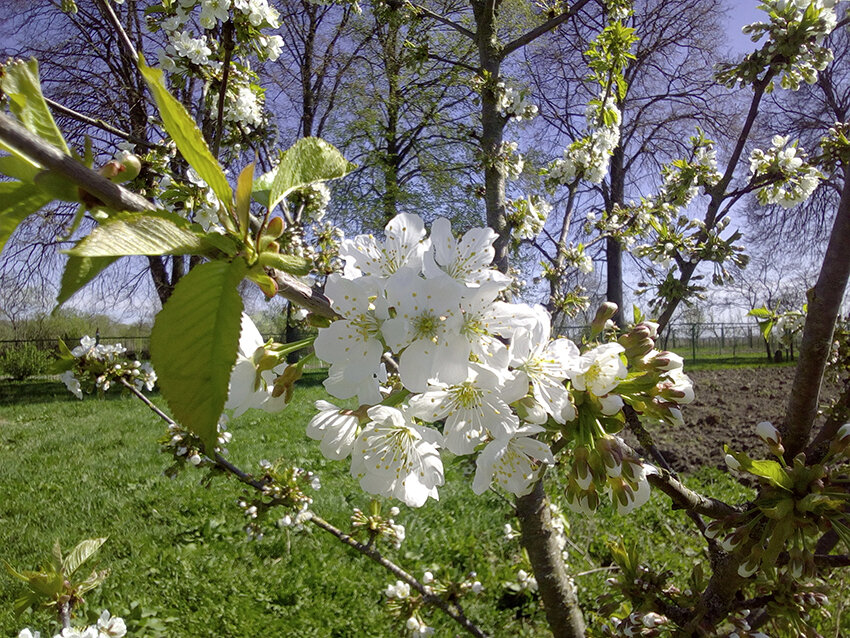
[517,481,586,638]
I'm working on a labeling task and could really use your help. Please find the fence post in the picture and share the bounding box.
[691,324,697,363]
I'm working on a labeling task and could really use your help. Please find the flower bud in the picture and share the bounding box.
[756,421,781,446]
[725,454,741,471]
[591,302,618,335]
[514,396,548,424]
[264,215,285,239]
[651,351,683,371]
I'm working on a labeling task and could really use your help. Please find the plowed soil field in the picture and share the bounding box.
[636,365,839,473]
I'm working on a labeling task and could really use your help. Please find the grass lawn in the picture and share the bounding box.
[0,376,845,636]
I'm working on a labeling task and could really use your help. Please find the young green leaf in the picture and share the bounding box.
[65,212,208,257]
[235,162,254,238]
[0,59,69,154]
[0,182,54,253]
[254,137,355,211]
[257,251,312,275]
[138,60,232,207]
[150,259,247,451]
[56,255,118,307]
[63,537,108,578]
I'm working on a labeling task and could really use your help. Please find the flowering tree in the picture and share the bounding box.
[3,1,850,637]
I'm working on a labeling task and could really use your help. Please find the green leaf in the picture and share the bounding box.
[150,259,247,451]
[0,59,69,154]
[138,60,232,206]
[747,307,772,319]
[56,256,118,307]
[255,137,355,211]
[63,537,107,578]
[258,252,312,275]
[0,154,40,182]
[4,560,29,583]
[831,517,850,552]
[724,445,793,490]
[33,169,79,202]
[235,162,254,238]
[0,181,54,253]
[65,212,208,257]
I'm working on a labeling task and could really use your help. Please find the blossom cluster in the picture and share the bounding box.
[18,610,126,638]
[548,98,622,186]
[59,336,156,399]
[160,415,233,475]
[715,420,850,580]
[494,79,539,122]
[295,213,693,512]
[748,135,822,209]
[717,0,837,90]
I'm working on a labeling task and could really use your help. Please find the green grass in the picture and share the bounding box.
[0,377,845,637]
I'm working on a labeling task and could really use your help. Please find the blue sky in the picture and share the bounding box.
[726,2,771,54]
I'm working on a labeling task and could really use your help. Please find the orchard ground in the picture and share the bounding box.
[0,365,847,636]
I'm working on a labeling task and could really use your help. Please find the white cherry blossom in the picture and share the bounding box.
[423,217,510,287]
[350,405,444,507]
[408,364,526,455]
[340,212,429,279]
[509,306,580,423]
[472,425,555,496]
[567,342,627,397]
[306,400,361,460]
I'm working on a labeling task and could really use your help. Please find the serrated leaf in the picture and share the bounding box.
[725,446,793,490]
[150,259,247,451]
[56,255,118,307]
[65,212,207,258]
[0,59,69,154]
[255,137,355,211]
[139,60,232,206]
[63,537,107,577]
[0,181,54,254]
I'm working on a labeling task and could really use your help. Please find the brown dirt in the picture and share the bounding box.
[632,365,839,474]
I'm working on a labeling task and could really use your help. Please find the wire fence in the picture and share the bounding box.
[560,321,797,364]
[0,322,799,369]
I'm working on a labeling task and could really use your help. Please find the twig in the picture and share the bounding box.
[44,97,163,150]
[120,378,489,638]
[309,515,489,638]
[94,0,138,61]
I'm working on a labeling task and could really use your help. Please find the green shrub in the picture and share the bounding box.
[0,343,52,380]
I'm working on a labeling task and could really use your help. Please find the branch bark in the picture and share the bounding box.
[782,165,850,458]
[516,481,586,638]
[0,111,156,213]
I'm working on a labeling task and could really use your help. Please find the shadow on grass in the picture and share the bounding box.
[0,369,330,406]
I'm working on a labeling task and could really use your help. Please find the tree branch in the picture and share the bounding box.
[0,111,156,212]
[782,166,850,458]
[502,0,595,57]
[44,97,163,150]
